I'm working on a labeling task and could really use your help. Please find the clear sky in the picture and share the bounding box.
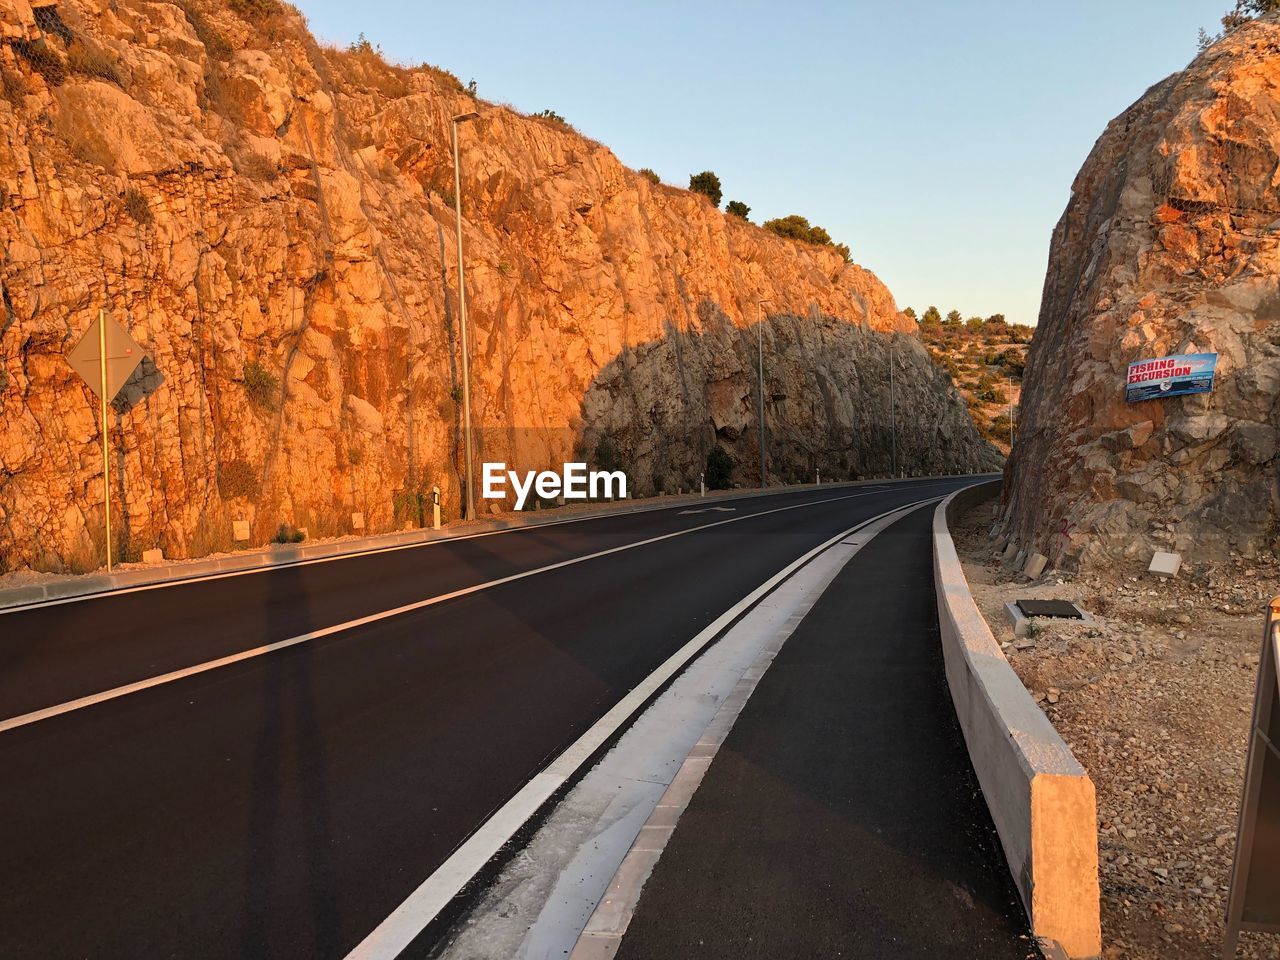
[294,0,1224,327]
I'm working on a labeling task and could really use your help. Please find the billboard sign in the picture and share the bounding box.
[1126,353,1217,403]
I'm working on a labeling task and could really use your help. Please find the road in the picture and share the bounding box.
[614,506,1037,959]
[0,477,978,959]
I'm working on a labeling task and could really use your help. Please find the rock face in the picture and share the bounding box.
[0,0,998,572]
[1005,17,1280,570]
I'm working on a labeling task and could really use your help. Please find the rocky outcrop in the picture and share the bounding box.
[0,0,998,572]
[1005,17,1280,570]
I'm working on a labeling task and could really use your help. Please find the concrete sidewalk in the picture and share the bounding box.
[604,507,1041,959]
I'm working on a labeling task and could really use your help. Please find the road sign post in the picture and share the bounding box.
[66,311,145,572]
[1223,596,1280,957]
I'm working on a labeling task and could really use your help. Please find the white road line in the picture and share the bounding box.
[0,477,973,616]
[344,497,943,960]
[0,489,906,736]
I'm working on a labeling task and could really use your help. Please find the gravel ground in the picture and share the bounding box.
[952,500,1279,960]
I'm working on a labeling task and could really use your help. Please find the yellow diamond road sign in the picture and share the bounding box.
[67,315,145,402]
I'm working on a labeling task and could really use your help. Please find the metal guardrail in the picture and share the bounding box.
[1223,597,1280,957]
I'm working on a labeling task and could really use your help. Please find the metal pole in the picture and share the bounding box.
[757,321,766,488]
[889,339,897,479]
[1009,374,1015,451]
[452,119,476,521]
[98,309,112,571]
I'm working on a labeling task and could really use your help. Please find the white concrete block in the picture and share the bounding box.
[1023,552,1048,579]
[351,512,365,530]
[1149,551,1181,578]
[141,548,164,564]
[233,520,250,542]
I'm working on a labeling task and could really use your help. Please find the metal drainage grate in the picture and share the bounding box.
[1016,599,1086,620]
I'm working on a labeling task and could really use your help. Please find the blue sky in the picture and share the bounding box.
[295,0,1224,326]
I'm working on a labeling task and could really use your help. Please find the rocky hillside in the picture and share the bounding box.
[915,312,1032,453]
[1005,16,1280,570]
[0,0,999,572]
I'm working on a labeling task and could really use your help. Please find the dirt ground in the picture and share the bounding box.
[952,499,1279,960]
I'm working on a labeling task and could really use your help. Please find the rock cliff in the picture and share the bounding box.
[0,0,998,572]
[1005,17,1280,570]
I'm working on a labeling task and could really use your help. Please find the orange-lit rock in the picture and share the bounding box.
[0,0,997,571]
[1006,17,1280,569]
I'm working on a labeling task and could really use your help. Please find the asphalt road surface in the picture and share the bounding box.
[0,477,979,959]
[615,506,1038,960]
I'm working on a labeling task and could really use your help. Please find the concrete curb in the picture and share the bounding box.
[934,483,1101,959]
[0,474,994,613]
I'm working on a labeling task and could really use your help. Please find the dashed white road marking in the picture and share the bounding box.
[0,489,903,736]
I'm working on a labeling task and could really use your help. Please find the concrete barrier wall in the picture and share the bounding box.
[934,484,1101,960]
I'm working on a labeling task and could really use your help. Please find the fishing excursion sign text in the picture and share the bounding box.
[1126,353,1218,403]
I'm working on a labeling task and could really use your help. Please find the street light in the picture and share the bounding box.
[451,111,480,521]
[756,298,772,488]
[889,336,897,479]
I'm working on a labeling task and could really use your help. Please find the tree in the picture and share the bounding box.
[965,316,985,331]
[726,200,750,219]
[944,309,963,327]
[902,307,918,322]
[920,305,942,327]
[689,171,722,207]
[638,168,661,186]
[985,313,1006,326]
[1199,0,1279,47]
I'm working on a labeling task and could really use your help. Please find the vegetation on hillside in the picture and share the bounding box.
[1199,0,1279,48]
[904,306,1033,453]
[688,171,722,207]
[762,214,851,263]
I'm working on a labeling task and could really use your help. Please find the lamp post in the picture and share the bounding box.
[756,298,772,488]
[1008,373,1015,451]
[451,111,479,520]
[889,336,897,479]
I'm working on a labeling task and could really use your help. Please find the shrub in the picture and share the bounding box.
[272,523,306,544]
[217,458,261,501]
[726,200,750,219]
[123,187,153,225]
[704,447,733,490]
[998,348,1025,377]
[243,359,279,409]
[688,171,722,207]
[532,108,566,124]
[235,151,279,181]
[761,214,851,262]
[638,168,660,186]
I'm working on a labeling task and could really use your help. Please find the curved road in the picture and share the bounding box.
[0,477,980,958]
